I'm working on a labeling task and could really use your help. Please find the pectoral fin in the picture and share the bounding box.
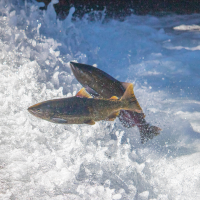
[106,111,120,121]
[76,88,93,98]
[84,119,95,125]
[84,85,99,97]
[51,118,68,124]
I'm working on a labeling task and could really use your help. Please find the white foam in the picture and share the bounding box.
[175,111,200,133]
[0,0,200,199]
[174,24,200,31]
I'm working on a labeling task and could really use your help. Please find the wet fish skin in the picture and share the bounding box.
[28,97,97,124]
[70,62,161,143]
[70,62,125,98]
[28,84,142,124]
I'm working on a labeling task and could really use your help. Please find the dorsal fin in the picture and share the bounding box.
[76,88,93,98]
[121,84,135,100]
[121,84,143,113]
[110,96,118,100]
[121,82,133,90]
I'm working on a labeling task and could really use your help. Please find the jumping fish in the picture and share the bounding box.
[70,62,161,143]
[70,62,125,98]
[28,84,142,125]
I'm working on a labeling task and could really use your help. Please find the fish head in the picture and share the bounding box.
[70,62,94,84]
[70,62,101,96]
[70,62,116,84]
[28,102,52,120]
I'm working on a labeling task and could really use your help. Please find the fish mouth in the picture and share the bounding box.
[27,105,41,117]
[27,106,36,115]
[28,107,44,119]
[70,62,86,75]
[70,62,79,72]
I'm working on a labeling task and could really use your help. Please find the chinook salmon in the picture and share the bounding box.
[70,62,125,98]
[70,62,161,143]
[28,84,142,125]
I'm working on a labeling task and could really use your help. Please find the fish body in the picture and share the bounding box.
[70,62,125,98]
[28,84,142,125]
[70,62,161,143]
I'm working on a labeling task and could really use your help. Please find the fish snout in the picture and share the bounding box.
[27,103,44,118]
[70,62,86,75]
[27,106,37,116]
[70,62,79,72]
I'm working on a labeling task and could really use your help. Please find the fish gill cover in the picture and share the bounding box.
[0,0,200,199]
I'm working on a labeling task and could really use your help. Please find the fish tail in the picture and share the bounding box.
[139,124,162,144]
[120,84,143,113]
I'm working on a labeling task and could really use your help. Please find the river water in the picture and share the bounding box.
[0,0,200,199]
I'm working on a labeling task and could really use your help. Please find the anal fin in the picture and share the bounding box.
[84,119,95,125]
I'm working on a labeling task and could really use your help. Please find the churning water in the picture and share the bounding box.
[0,0,200,199]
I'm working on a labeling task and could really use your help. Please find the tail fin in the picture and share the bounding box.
[120,84,143,113]
[139,124,162,144]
